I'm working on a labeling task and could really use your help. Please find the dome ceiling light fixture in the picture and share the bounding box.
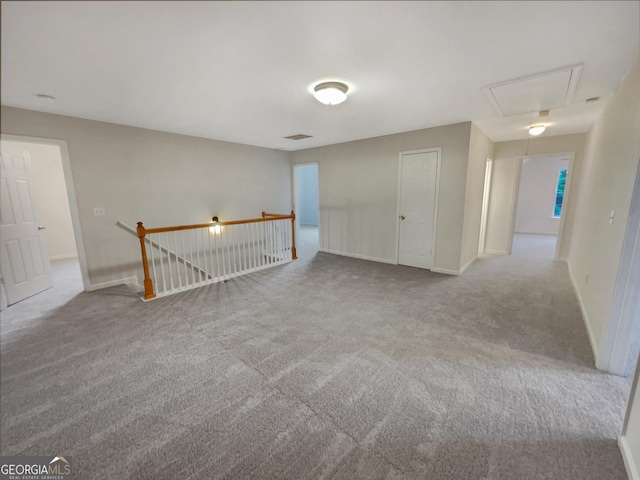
[313,81,349,105]
[528,124,546,136]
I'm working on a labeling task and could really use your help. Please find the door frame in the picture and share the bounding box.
[395,147,441,268]
[507,152,575,260]
[292,162,319,248]
[1,134,89,291]
[478,157,493,254]
[600,152,640,376]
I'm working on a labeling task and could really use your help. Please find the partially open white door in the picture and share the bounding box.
[398,149,439,269]
[0,145,53,305]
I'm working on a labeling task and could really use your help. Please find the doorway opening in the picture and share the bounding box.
[510,154,572,259]
[601,152,640,378]
[293,163,319,254]
[0,136,87,310]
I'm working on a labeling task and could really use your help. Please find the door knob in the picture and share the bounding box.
[38,226,46,230]
[400,215,406,220]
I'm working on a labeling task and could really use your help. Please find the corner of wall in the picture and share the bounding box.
[459,123,495,270]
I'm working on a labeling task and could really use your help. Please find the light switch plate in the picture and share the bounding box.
[93,207,106,217]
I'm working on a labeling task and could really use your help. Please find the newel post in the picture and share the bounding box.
[136,222,156,300]
[290,210,297,260]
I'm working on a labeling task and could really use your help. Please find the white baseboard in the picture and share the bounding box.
[318,248,396,265]
[567,262,600,364]
[620,436,640,480]
[431,267,461,276]
[50,254,79,261]
[86,276,140,292]
[127,282,145,294]
[484,249,507,255]
[318,248,473,276]
[514,231,558,236]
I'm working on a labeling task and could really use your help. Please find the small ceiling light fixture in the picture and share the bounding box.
[313,81,349,105]
[529,124,546,136]
[210,216,222,234]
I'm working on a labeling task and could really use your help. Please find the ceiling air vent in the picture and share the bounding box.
[284,134,313,140]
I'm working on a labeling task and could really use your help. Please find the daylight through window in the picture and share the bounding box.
[554,168,568,217]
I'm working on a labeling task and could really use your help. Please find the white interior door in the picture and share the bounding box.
[0,145,53,305]
[398,149,439,269]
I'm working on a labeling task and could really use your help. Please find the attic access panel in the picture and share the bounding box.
[483,65,582,117]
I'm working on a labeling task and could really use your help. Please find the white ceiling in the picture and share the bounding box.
[2,1,638,151]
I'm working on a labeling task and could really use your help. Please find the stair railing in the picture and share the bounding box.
[133,211,296,300]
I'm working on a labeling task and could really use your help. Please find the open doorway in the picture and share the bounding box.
[293,164,319,253]
[0,137,86,310]
[601,154,640,378]
[511,155,571,259]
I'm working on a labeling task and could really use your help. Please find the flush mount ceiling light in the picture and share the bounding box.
[528,125,546,136]
[313,81,349,105]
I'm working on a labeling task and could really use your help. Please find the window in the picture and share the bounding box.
[553,168,568,218]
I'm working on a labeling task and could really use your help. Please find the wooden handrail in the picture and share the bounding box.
[141,213,294,235]
[135,212,297,300]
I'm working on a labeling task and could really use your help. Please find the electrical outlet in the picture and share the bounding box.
[93,207,106,217]
[585,273,589,285]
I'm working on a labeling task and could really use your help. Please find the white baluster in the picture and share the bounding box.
[202,227,209,283]
[232,224,239,274]
[242,223,248,272]
[149,233,158,292]
[167,231,175,290]
[158,233,167,293]
[225,224,232,278]
[250,222,256,270]
[187,230,195,285]
[258,222,264,268]
[215,225,222,281]
[278,220,284,263]
[173,231,180,292]
[233,225,241,273]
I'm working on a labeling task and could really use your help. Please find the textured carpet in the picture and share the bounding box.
[0,234,632,479]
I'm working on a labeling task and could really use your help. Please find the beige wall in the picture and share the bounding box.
[568,60,640,361]
[1,140,78,260]
[561,60,640,475]
[291,122,473,273]
[484,133,587,259]
[460,123,494,269]
[1,106,292,287]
